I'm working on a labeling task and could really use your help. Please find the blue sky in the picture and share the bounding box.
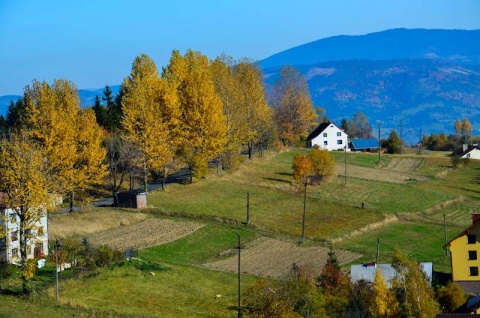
[0,0,479,95]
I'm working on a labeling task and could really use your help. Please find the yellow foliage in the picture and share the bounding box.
[309,147,336,182]
[292,153,313,185]
[369,268,399,318]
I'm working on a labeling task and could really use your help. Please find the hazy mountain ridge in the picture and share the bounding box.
[260,28,480,69]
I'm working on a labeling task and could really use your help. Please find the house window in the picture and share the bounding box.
[324,141,328,146]
[337,140,343,145]
[470,266,479,276]
[468,234,477,244]
[467,153,471,158]
[469,250,478,260]
[11,231,18,242]
[323,133,327,137]
[337,132,341,136]
[11,248,18,259]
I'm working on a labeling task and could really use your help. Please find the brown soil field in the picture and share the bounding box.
[336,162,427,184]
[203,237,362,279]
[87,218,204,250]
[383,157,424,173]
[49,210,151,239]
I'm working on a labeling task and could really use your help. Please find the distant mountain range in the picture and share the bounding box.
[261,28,480,144]
[1,29,478,145]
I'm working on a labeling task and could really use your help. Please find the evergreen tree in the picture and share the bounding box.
[386,130,402,154]
[92,94,107,128]
[6,98,26,130]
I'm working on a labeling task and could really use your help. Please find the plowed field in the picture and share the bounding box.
[204,237,362,278]
[88,218,204,250]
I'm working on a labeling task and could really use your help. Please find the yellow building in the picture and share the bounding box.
[446,214,480,294]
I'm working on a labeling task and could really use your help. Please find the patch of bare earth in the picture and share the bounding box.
[337,162,427,184]
[88,219,204,250]
[49,211,151,239]
[203,237,361,279]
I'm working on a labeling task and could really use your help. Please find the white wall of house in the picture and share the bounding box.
[0,208,48,264]
[309,124,348,151]
[462,148,480,160]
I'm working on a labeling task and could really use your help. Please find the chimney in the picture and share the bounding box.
[463,144,468,152]
[473,214,480,225]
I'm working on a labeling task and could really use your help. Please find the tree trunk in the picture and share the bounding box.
[69,191,74,212]
[19,213,31,295]
[248,140,253,160]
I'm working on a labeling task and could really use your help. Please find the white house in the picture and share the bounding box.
[0,207,48,264]
[459,145,480,160]
[306,122,349,151]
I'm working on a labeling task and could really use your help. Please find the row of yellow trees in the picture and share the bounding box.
[0,49,320,294]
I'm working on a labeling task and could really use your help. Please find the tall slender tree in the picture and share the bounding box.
[164,50,227,180]
[121,54,173,191]
[0,134,52,294]
[270,66,317,145]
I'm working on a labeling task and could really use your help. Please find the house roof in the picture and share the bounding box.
[306,122,345,141]
[351,262,433,287]
[453,146,479,157]
[350,138,379,150]
[444,216,480,248]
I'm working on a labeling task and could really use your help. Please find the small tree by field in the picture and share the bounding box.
[385,130,402,154]
[308,146,336,183]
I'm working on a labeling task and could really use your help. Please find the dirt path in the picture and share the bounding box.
[203,237,361,279]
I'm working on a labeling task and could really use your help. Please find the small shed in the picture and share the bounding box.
[350,138,379,152]
[117,191,147,209]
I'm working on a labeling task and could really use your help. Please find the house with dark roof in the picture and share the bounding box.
[350,138,379,152]
[453,145,480,160]
[306,122,348,151]
[445,214,480,294]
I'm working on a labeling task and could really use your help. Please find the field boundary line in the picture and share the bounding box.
[331,214,398,244]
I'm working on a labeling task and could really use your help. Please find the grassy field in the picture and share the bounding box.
[2,148,479,317]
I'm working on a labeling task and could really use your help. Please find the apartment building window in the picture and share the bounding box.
[468,234,477,244]
[323,133,327,137]
[11,248,18,259]
[469,250,478,260]
[470,266,479,276]
[337,132,341,136]
[337,140,343,145]
[11,231,18,242]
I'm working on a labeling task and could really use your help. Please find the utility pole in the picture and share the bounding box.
[55,240,61,302]
[237,234,242,318]
[246,192,250,225]
[444,213,448,256]
[376,237,380,264]
[344,145,347,185]
[301,179,307,243]
[418,128,422,155]
[378,124,381,163]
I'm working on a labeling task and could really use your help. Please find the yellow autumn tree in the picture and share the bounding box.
[0,134,52,294]
[233,60,275,159]
[309,146,336,183]
[369,268,399,318]
[121,54,174,191]
[271,66,318,145]
[292,153,313,186]
[164,50,227,180]
[22,79,107,210]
